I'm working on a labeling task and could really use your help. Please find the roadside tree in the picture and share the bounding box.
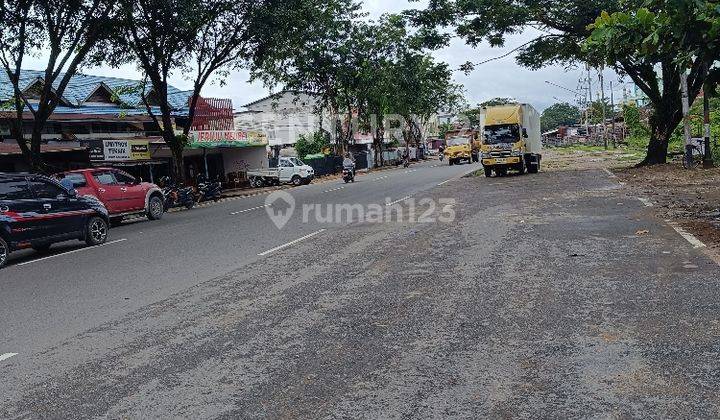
[0,0,116,171]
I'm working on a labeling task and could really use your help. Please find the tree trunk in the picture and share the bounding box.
[170,142,185,182]
[638,107,682,166]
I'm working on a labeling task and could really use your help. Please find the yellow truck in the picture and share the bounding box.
[444,129,480,165]
[481,104,542,177]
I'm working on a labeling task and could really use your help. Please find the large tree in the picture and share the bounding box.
[250,0,363,154]
[118,0,340,180]
[585,2,720,164]
[0,0,116,171]
[407,0,720,165]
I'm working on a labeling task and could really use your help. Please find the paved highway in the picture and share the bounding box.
[2,162,719,418]
[1,160,477,353]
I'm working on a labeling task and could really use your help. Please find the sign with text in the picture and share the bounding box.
[188,130,268,148]
[84,140,151,162]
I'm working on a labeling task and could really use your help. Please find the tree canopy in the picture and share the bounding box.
[585,1,720,164]
[541,103,582,132]
[407,0,720,165]
[0,0,116,171]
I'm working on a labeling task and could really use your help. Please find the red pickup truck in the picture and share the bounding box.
[58,168,164,225]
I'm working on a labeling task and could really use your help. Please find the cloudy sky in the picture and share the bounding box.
[23,0,626,112]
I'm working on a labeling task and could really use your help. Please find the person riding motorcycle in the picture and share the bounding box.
[343,154,355,175]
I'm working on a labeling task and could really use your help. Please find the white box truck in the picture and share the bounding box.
[480,104,543,177]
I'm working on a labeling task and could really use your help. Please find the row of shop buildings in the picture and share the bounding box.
[0,70,269,186]
[1,70,441,183]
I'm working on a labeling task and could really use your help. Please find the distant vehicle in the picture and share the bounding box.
[57,168,164,225]
[0,172,110,268]
[480,104,543,177]
[444,129,480,165]
[247,157,315,188]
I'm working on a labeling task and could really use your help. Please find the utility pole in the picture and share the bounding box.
[599,69,608,149]
[587,64,593,141]
[681,71,693,169]
[703,62,714,168]
[610,80,617,148]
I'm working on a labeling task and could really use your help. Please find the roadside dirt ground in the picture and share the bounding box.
[545,147,720,255]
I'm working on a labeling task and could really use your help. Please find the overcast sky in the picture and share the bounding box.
[23,0,627,112]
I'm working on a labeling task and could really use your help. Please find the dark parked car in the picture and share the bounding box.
[0,172,110,268]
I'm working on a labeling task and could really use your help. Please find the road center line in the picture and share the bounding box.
[0,353,18,362]
[323,186,345,193]
[666,221,707,249]
[16,239,128,267]
[386,196,412,207]
[438,179,453,186]
[230,205,269,215]
[603,168,617,178]
[258,229,327,256]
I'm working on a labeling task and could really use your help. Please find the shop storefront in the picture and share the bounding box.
[81,138,167,183]
[183,130,269,187]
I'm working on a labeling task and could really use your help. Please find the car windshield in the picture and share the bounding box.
[447,136,470,146]
[289,157,304,166]
[485,124,520,144]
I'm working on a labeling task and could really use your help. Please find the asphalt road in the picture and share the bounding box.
[2,162,720,418]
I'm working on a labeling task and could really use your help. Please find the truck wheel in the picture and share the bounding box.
[0,237,8,268]
[291,175,302,186]
[484,166,493,178]
[449,159,454,166]
[85,217,109,246]
[147,195,164,220]
[528,156,539,174]
[517,161,526,175]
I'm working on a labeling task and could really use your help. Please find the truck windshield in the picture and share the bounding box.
[447,137,470,146]
[289,157,305,166]
[485,124,520,144]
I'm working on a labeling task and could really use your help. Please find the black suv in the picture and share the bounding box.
[0,172,110,268]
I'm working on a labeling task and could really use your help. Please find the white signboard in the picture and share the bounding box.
[104,140,131,161]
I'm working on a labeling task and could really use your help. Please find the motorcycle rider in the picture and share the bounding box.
[343,153,355,177]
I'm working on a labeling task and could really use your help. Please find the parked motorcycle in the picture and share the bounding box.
[342,166,355,183]
[195,174,223,202]
[159,177,195,210]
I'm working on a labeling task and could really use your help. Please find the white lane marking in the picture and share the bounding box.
[386,196,412,207]
[637,197,654,207]
[666,221,707,249]
[438,179,453,186]
[230,205,269,215]
[0,353,18,362]
[603,168,617,178]
[374,176,389,181]
[258,229,327,256]
[16,239,128,267]
[323,186,345,193]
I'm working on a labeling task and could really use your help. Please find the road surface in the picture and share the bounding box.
[1,162,719,418]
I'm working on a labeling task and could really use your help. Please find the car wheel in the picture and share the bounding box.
[32,244,51,253]
[0,237,9,268]
[85,217,108,246]
[291,176,302,186]
[147,195,164,220]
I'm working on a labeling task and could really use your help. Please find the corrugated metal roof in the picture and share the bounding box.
[0,69,191,112]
